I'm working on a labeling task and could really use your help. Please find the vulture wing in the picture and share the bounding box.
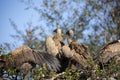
[95,40,120,64]
[62,44,74,58]
[32,49,61,71]
[5,45,60,72]
[62,44,88,67]
[45,36,59,56]
[10,45,35,66]
[69,41,90,59]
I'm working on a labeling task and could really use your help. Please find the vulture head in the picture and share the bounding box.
[53,28,64,42]
[66,29,74,38]
[53,28,62,35]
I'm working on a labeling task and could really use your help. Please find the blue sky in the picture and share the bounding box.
[0,0,38,46]
[0,0,98,49]
[0,0,87,46]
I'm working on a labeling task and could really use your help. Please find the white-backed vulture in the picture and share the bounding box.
[62,44,88,68]
[95,40,120,64]
[0,46,61,76]
[63,29,90,67]
[53,28,63,55]
[69,41,90,59]
[66,29,90,59]
[45,28,64,57]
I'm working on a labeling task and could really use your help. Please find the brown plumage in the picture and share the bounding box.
[45,28,64,57]
[0,46,61,75]
[62,44,88,68]
[95,40,120,64]
[66,29,90,59]
[45,36,59,56]
[69,41,90,59]
[53,28,63,55]
[63,29,90,68]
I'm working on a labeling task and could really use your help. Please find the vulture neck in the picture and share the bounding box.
[67,37,73,44]
[54,33,63,41]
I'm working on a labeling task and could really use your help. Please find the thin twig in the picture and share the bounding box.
[46,72,65,80]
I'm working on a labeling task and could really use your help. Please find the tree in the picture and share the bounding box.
[19,0,119,53]
[2,0,119,79]
[9,19,45,50]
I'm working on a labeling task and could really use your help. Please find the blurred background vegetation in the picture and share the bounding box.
[1,0,120,54]
[0,0,120,79]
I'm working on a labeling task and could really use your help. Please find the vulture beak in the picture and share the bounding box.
[53,29,57,33]
[66,30,69,36]
[66,29,74,37]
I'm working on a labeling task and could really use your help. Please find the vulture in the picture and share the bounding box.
[94,40,120,65]
[62,44,88,68]
[62,29,90,68]
[0,46,60,77]
[53,28,69,72]
[45,28,70,72]
[45,28,64,57]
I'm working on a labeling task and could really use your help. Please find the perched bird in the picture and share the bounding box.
[45,28,64,57]
[63,29,90,68]
[53,28,64,53]
[62,44,88,68]
[69,41,90,59]
[95,40,120,64]
[0,46,61,77]
[52,28,70,72]
[45,28,69,72]
[66,29,90,59]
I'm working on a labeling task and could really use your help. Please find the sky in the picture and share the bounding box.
[0,0,98,51]
[0,0,87,47]
[0,0,38,46]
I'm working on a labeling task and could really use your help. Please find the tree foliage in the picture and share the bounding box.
[10,0,119,54]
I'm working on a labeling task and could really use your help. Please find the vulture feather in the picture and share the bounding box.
[95,40,120,64]
[0,46,61,75]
